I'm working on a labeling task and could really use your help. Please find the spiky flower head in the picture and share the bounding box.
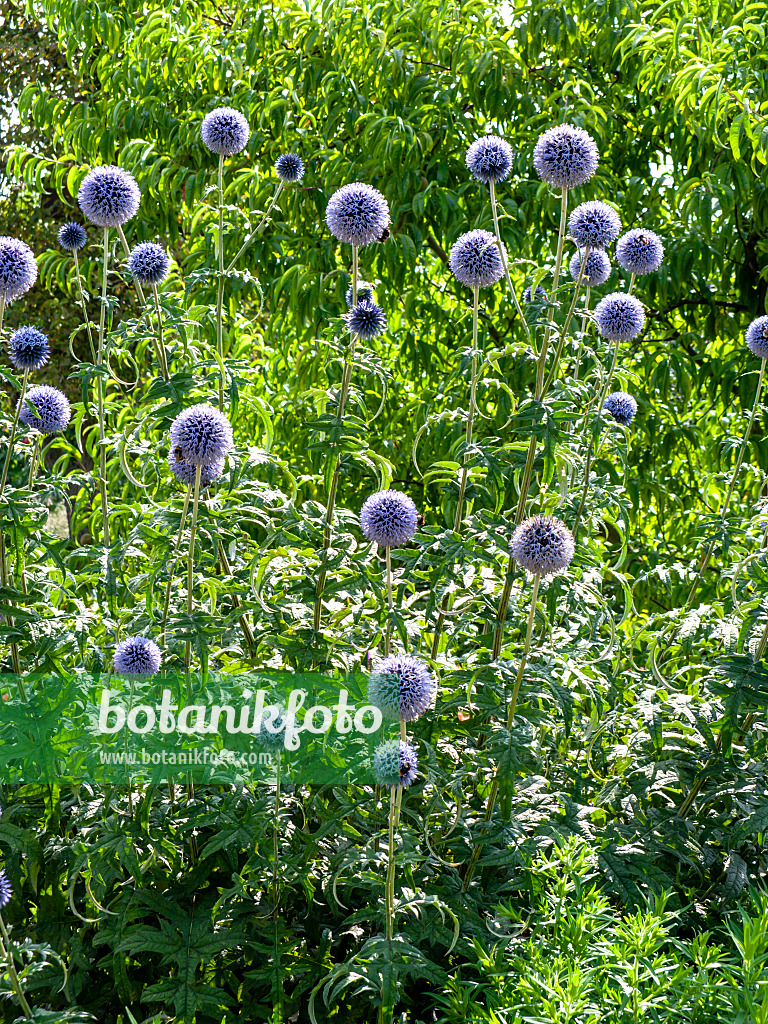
[168,450,224,489]
[58,222,87,252]
[745,316,768,359]
[615,228,664,275]
[113,636,162,677]
[127,242,170,286]
[372,738,419,789]
[78,166,141,228]
[512,514,575,576]
[201,107,250,156]
[594,292,645,341]
[345,298,387,340]
[326,182,390,247]
[449,229,505,289]
[275,152,305,183]
[345,280,375,308]
[257,706,292,750]
[367,654,437,722]
[8,326,50,371]
[0,870,11,909]
[18,386,71,435]
[569,201,621,249]
[603,391,638,426]
[169,404,233,467]
[466,135,513,184]
[533,124,599,190]
[360,489,418,547]
[569,249,611,287]
[522,284,547,303]
[0,236,37,302]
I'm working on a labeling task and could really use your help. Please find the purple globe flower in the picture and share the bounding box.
[127,242,170,286]
[466,135,513,184]
[360,490,418,547]
[449,229,505,289]
[594,292,646,341]
[78,166,141,228]
[569,249,611,287]
[275,153,305,183]
[603,391,638,426]
[0,237,37,303]
[8,326,50,371]
[372,738,419,789]
[113,636,162,677]
[325,182,390,247]
[169,404,233,467]
[18,386,71,435]
[615,229,664,275]
[367,654,437,722]
[533,124,599,190]
[0,869,11,909]
[569,201,621,249]
[523,284,547,303]
[345,299,387,340]
[168,450,224,488]
[58,222,87,252]
[345,280,375,308]
[745,316,768,359]
[201,107,250,156]
[512,514,575,576]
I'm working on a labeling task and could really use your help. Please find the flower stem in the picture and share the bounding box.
[152,283,170,380]
[0,911,34,1020]
[97,227,111,551]
[0,369,29,496]
[384,545,393,657]
[384,784,401,941]
[184,465,203,672]
[161,486,192,646]
[226,181,284,273]
[541,245,590,399]
[0,368,29,685]
[489,181,529,342]
[72,249,96,363]
[217,540,256,652]
[216,153,226,411]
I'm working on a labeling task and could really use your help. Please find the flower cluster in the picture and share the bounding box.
[168,450,224,489]
[523,284,547,303]
[594,292,645,341]
[345,299,387,340]
[466,135,513,184]
[449,229,505,289]
[113,636,162,677]
[745,316,768,359]
[360,490,419,547]
[615,229,664,276]
[201,107,250,156]
[58,222,87,252]
[372,738,419,789]
[275,153,305,183]
[569,201,621,249]
[345,280,375,308]
[169,405,233,467]
[127,242,170,286]
[78,166,141,228]
[569,249,611,287]
[0,869,11,909]
[326,182,390,247]
[603,391,638,426]
[0,236,37,303]
[8,326,50,371]
[533,124,599,190]
[512,515,575,576]
[18,386,71,435]
[367,655,437,722]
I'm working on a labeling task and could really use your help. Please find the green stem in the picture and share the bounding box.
[541,245,590,398]
[27,436,41,492]
[384,784,400,941]
[152,283,169,380]
[97,227,110,551]
[161,486,192,645]
[489,181,529,342]
[0,911,34,1020]
[72,249,96,362]
[217,541,256,652]
[226,181,284,273]
[0,367,28,685]
[384,545,393,657]
[0,369,29,496]
[184,465,203,672]
[216,153,225,411]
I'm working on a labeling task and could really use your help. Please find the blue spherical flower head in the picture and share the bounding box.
[594,292,645,341]
[0,869,11,909]
[372,738,419,789]
[522,284,547,303]
[275,152,305,183]
[168,450,224,489]
[201,107,250,156]
[8,326,50,371]
[615,229,664,275]
[449,229,505,289]
[603,391,638,426]
[466,135,513,184]
[113,636,162,677]
[0,236,37,303]
[326,182,390,247]
[170,404,233,467]
[345,299,387,340]
[18,386,71,435]
[512,514,575,576]
[58,222,87,252]
[360,489,418,547]
[533,124,599,190]
[78,166,141,228]
[127,242,170,286]
[569,201,621,249]
[569,249,611,287]
[368,654,437,723]
[745,316,768,359]
[345,280,375,309]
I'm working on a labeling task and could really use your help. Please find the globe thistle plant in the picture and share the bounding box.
[569,249,611,287]
[0,869,11,909]
[113,636,162,677]
[603,391,638,426]
[465,135,513,184]
[257,707,291,750]
[275,152,305,183]
[0,236,37,305]
[615,228,664,276]
[18,386,71,435]
[372,738,419,789]
[344,298,387,340]
[569,201,621,249]
[512,514,575,577]
[746,316,768,359]
[58,222,87,252]
[360,490,418,548]
[368,654,437,722]
[325,182,390,247]
[168,450,224,489]
[78,166,141,228]
[594,292,645,341]
[169,404,233,467]
[127,242,170,286]
[8,326,50,371]
[345,280,374,308]
[201,107,250,156]
[532,124,599,190]
[449,229,505,289]
[523,284,548,303]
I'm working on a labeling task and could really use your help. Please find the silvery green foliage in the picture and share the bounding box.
[127,242,170,285]
[594,291,646,340]
[532,123,599,189]
[345,298,387,340]
[0,236,37,302]
[449,229,505,288]
[113,636,162,676]
[569,201,621,248]
[603,390,638,425]
[745,315,768,358]
[275,152,305,182]
[569,248,611,286]
[8,326,50,370]
[512,515,575,575]
[325,182,390,246]
[169,404,233,466]
[201,106,250,155]
[360,489,418,547]
[78,166,141,227]
[367,654,437,721]
[372,738,419,788]
[615,228,664,275]
[57,222,87,252]
[18,385,70,434]
[465,134,513,184]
